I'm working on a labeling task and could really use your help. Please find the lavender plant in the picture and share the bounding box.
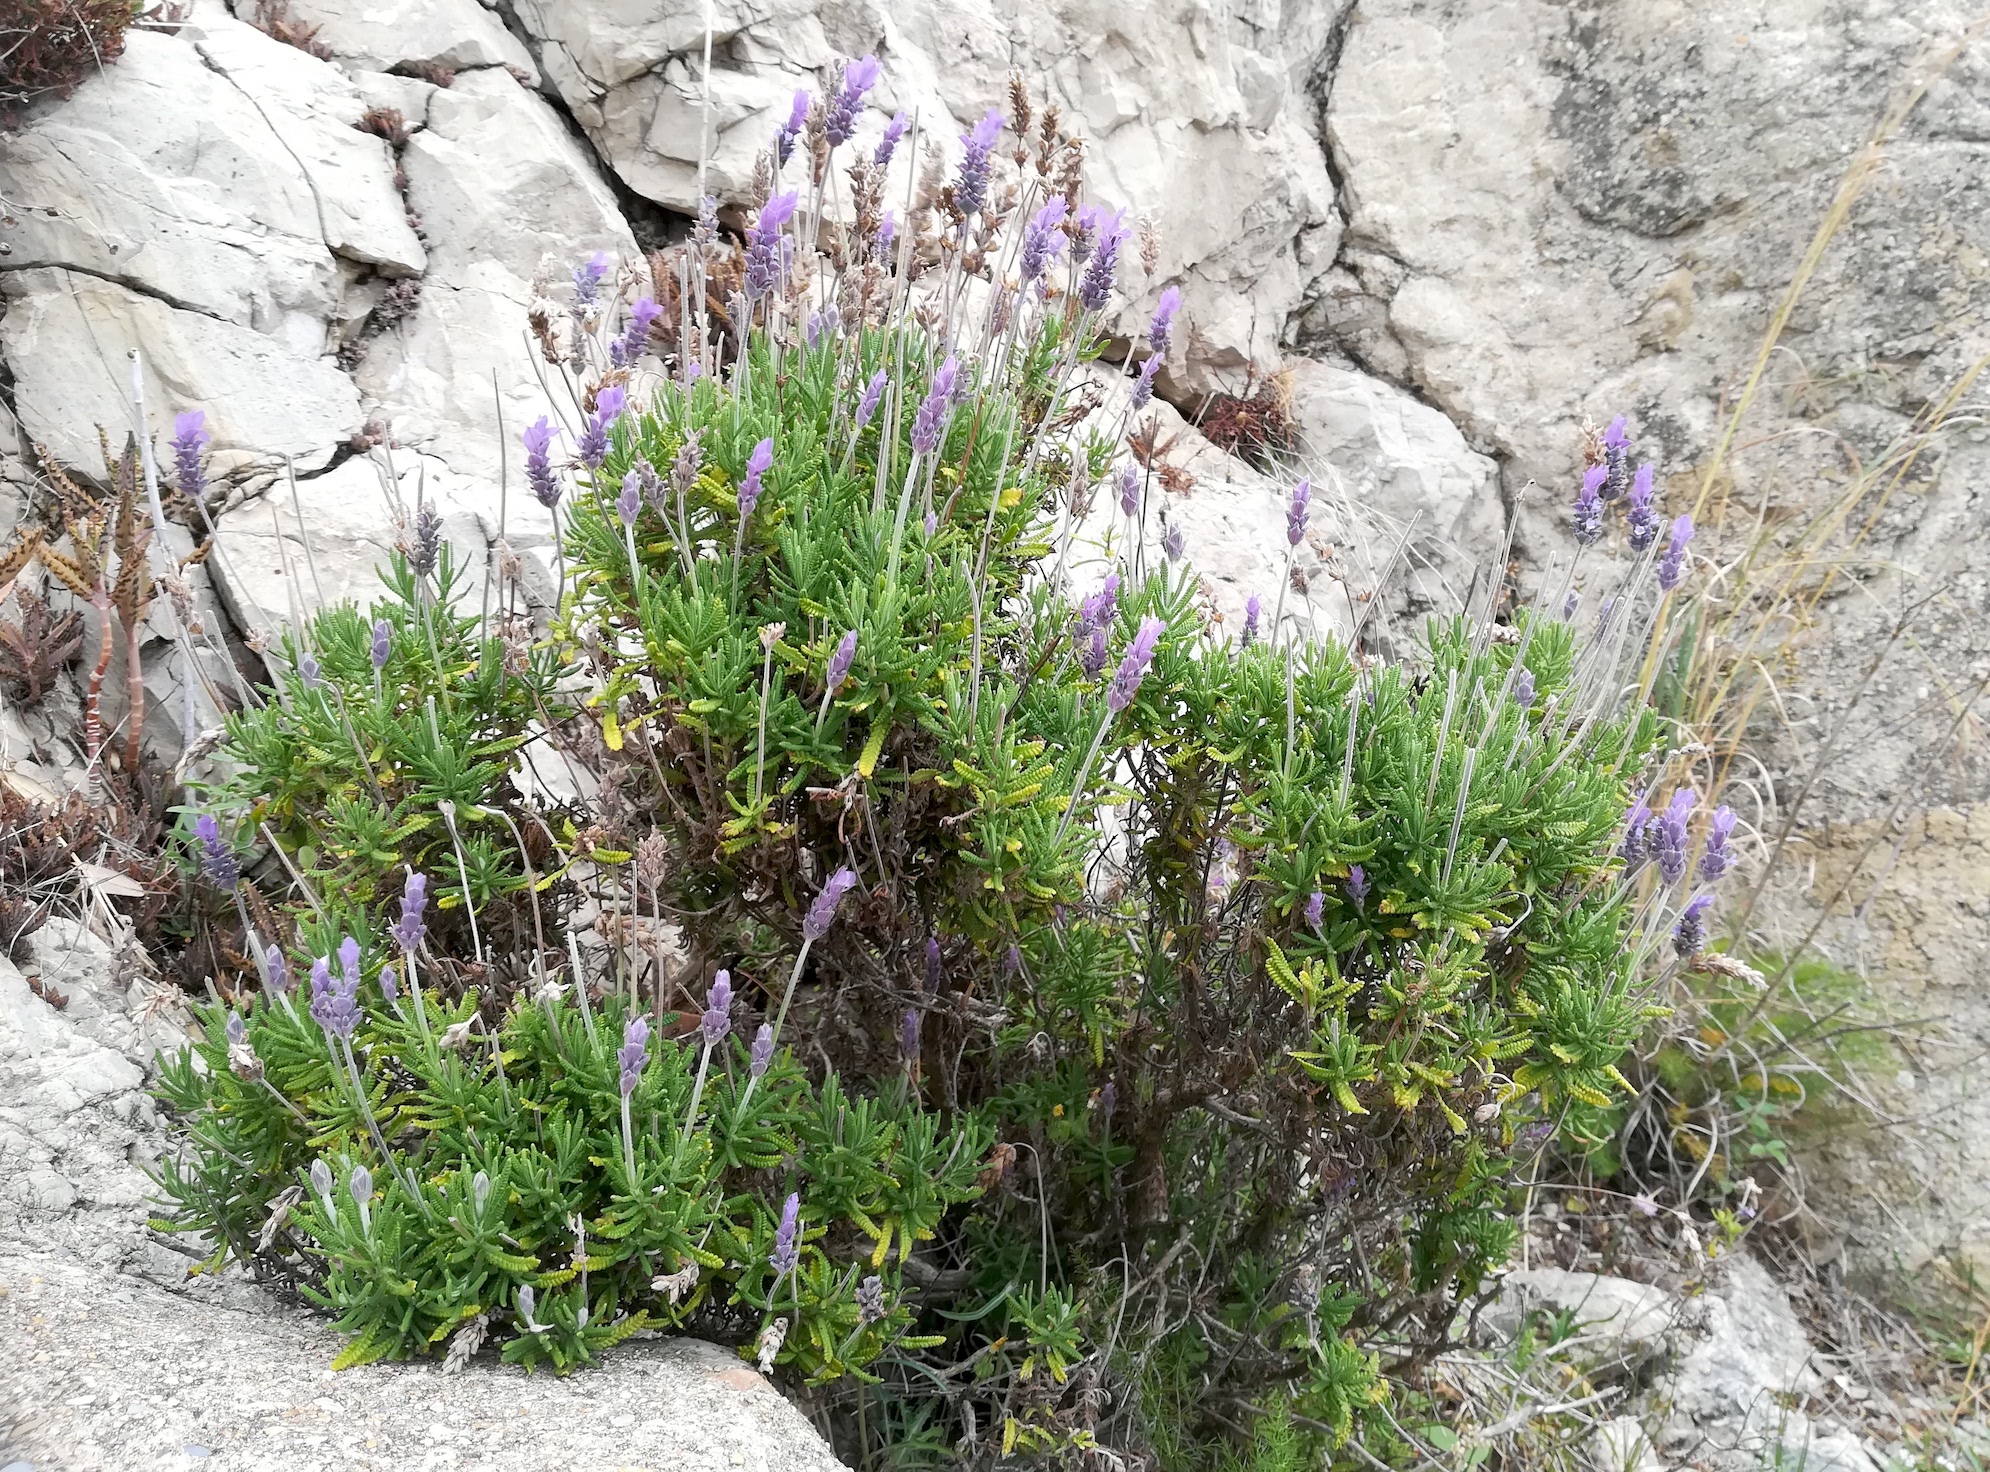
[152,67,1721,1471]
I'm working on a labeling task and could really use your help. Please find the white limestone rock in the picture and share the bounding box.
[242,0,540,82]
[0,269,361,474]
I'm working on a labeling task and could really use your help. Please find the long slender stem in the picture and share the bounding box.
[1053,710,1115,847]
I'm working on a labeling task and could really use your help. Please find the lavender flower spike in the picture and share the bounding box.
[875,110,908,167]
[1019,198,1068,288]
[924,936,943,993]
[1117,461,1140,518]
[738,438,774,521]
[1286,478,1311,548]
[1077,207,1129,312]
[523,417,562,509]
[954,109,1004,220]
[617,470,642,528]
[701,970,733,1047]
[1148,286,1181,356]
[1572,465,1605,545]
[579,385,627,470]
[776,89,809,167]
[1242,595,1261,645]
[746,189,800,299]
[171,410,211,498]
[266,945,290,995]
[1304,890,1325,931]
[618,1015,649,1097]
[750,1024,775,1078]
[1626,463,1661,552]
[1700,805,1738,882]
[1620,795,1653,864]
[1107,616,1165,713]
[1346,864,1369,905]
[1511,667,1536,710]
[1602,414,1632,500]
[910,357,959,456]
[769,1192,802,1277]
[1163,520,1185,562]
[826,630,858,693]
[1653,789,1697,886]
[393,871,427,954]
[1131,354,1160,410]
[1673,894,1713,957]
[1658,513,1695,592]
[900,1007,922,1064]
[370,618,392,672]
[194,813,239,891]
[378,964,398,1003]
[309,955,361,1040]
[802,867,858,942]
[611,296,663,368]
[825,55,880,146]
[572,251,609,306]
[854,369,887,431]
[1082,627,1108,680]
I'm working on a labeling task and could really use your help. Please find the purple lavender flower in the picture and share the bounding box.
[1004,944,1022,976]
[1019,198,1068,288]
[1117,461,1140,518]
[266,946,289,996]
[911,357,958,456]
[338,935,362,990]
[1076,207,1128,312]
[1108,616,1164,713]
[309,954,361,1040]
[1346,864,1368,906]
[1078,574,1120,638]
[1149,286,1181,355]
[572,251,609,307]
[1658,514,1694,592]
[1562,591,1581,621]
[1673,894,1712,957]
[1512,667,1536,710]
[1242,595,1261,645]
[875,209,896,259]
[579,385,627,470]
[524,417,562,509]
[803,867,858,942]
[297,653,322,689]
[854,370,888,432]
[776,90,809,167]
[1514,1118,1555,1152]
[1621,795,1653,864]
[370,618,391,672]
[194,813,239,891]
[1163,520,1185,562]
[738,437,774,521]
[611,296,662,368]
[1572,465,1605,545]
[875,110,907,167]
[226,1011,247,1047]
[1286,478,1311,548]
[618,470,641,528]
[701,971,733,1048]
[1653,789,1696,886]
[1131,355,1159,410]
[393,872,427,955]
[1700,805,1737,882]
[900,1007,921,1063]
[619,1015,649,1097]
[1082,627,1108,680]
[954,109,1003,220]
[825,55,879,147]
[746,190,799,299]
[750,1024,775,1078]
[171,410,210,499]
[826,629,857,693]
[924,937,943,993]
[378,964,398,1003]
[1602,415,1632,501]
[769,1192,802,1276]
[856,1275,886,1324]
[1304,890,1325,931]
[1627,463,1661,553]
